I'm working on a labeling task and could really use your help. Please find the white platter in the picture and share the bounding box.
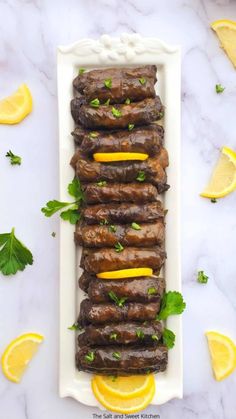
[57,34,181,408]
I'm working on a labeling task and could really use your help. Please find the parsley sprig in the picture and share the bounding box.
[108,291,127,307]
[197,270,208,284]
[163,328,175,349]
[156,291,186,320]
[41,178,83,224]
[215,84,225,94]
[0,228,33,275]
[6,150,21,165]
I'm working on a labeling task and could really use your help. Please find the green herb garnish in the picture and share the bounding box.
[108,291,127,307]
[97,180,107,187]
[112,352,121,360]
[131,222,141,230]
[215,84,225,94]
[125,98,131,104]
[41,178,83,225]
[79,68,86,75]
[112,107,122,118]
[163,328,175,349]
[156,291,186,320]
[0,228,33,276]
[68,322,82,331]
[89,131,99,138]
[104,78,112,89]
[104,98,110,106]
[85,351,95,362]
[136,329,144,339]
[139,77,146,85]
[114,242,124,252]
[90,98,100,108]
[128,123,135,131]
[6,150,21,166]
[51,232,56,238]
[211,198,217,203]
[197,270,208,284]
[110,332,117,340]
[148,287,157,295]
[151,334,159,341]
[109,225,117,233]
[136,171,146,182]
[100,219,109,225]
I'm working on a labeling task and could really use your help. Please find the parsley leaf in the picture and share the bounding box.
[136,171,146,182]
[197,270,208,284]
[109,225,117,233]
[112,351,121,360]
[0,228,33,276]
[151,334,159,341]
[125,98,131,104]
[215,84,225,94]
[112,107,122,118]
[136,329,144,339]
[79,68,86,75]
[108,291,127,307]
[110,332,117,340]
[156,291,186,320]
[100,219,109,225]
[163,328,175,349]
[97,180,107,187]
[128,123,135,131]
[148,287,157,295]
[60,208,81,225]
[104,78,112,89]
[89,131,99,138]
[41,200,70,217]
[68,322,82,331]
[90,98,100,108]
[85,351,95,362]
[6,150,21,165]
[114,242,124,252]
[139,77,146,85]
[104,98,110,106]
[68,178,83,200]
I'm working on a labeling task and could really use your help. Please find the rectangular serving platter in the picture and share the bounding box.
[57,34,181,407]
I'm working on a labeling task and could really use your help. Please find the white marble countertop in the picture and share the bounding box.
[0,0,236,418]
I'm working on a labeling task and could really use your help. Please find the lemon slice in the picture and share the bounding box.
[94,374,155,399]
[200,146,236,199]
[211,19,236,67]
[97,267,153,279]
[1,333,44,383]
[93,152,148,162]
[0,84,33,124]
[206,331,236,381]
[92,377,155,413]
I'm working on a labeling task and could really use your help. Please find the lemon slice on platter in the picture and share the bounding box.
[1,333,44,383]
[200,146,236,199]
[206,331,236,381]
[97,267,153,279]
[211,19,236,67]
[0,83,33,124]
[92,375,155,413]
[93,152,148,162]
[93,374,155,399]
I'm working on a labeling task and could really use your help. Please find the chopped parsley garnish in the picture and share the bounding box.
[197,270,208,284]
[139,77,146,85]
[89,131,99,138]
[136,171,146,182]
[104,98,110,106]
[90,98,100,108]
[68,322,82,331]
[128,123,135,131]
[125,98,131,104]
[114,242,124,252]
[151,334,159,341]
[109,225,117,233]
[112,352,121,360]
[100,219,109,225]
[6,150,21,165]
[163,328,175,349]
[131,222,141,230]
[108,291,127,307]
[148,287,157,295]
[79,68,86,75]
[41,178,83,225]
[0,228,33,276]
[104,78,112,89]
[156,291,186,320]
[85,351,95,363]
[112,107,122,118]
[110,332,117,340]
[215,84,225,94]
[97,180,107,187]
[136,329,144,339]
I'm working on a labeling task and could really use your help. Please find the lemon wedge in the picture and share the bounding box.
[0,84,33,124]
[206,331,236,381]
[93,374,155,399]
[200,146,236,199]
[92,376,155,413]
[93,152,148,162]
[1,333,44,383]
[211,19,236,67]
[97,267,153,279]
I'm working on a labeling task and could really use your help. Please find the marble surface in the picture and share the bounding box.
[0,0,236,418]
